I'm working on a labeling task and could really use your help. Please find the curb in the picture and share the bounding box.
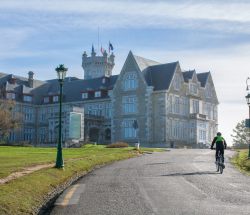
[37,153,142,214]
[37,164,106,215]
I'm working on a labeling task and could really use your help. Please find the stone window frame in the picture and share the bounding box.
[23,127,34,141]
[108,90,112,97]
[39,127,46,143]
[87,103,103,116]
[23,106,34,122]
[23,95,32,102]
[123,72,138,91]
[122,119,137,139]
[205,83,212,98]
[173,74,181,91]
[174,96,181,114]
[44,97,49,103]
[192,99,199,114]
[199,130,206,141]
[6,92,15,100]
[189,83,198,95]
[122,95,137,114]
[189,122,195,139]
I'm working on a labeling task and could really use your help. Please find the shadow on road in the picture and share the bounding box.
[146,162,173,165]
[161,171,219,176]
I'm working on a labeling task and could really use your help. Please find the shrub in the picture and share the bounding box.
[106,142,129,148]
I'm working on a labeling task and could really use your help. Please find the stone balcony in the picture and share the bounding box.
[190,113,207,120]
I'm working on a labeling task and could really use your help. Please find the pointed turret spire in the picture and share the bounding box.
[91,44,96,57]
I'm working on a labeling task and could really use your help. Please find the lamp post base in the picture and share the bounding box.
[55,148,64,168]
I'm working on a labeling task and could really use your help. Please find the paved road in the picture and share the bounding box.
[50,149,250,215]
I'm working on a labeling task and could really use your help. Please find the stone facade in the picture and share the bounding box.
[111,52,218,148]
[0,48,218,148]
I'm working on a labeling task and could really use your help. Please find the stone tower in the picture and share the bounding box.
[82,45,115,80]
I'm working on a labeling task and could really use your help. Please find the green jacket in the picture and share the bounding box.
[211,136,227,148]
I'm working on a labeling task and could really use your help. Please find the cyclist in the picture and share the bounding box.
[210,132,227,168]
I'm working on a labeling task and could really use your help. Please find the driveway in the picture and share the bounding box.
[50,149,250,215]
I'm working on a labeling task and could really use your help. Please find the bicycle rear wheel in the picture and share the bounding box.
[219,165,223,174]
[219,157,223,174]
[216,161,219,172]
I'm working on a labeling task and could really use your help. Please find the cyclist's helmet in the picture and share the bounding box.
[217,132,222,136]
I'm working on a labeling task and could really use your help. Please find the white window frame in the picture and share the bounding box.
[82,93,88,99]
[192,100,199,113]
[53,96,59,102]
[95,91,101,98]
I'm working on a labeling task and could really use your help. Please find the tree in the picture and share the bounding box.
[0,99,21,140]
[231,120,249,149]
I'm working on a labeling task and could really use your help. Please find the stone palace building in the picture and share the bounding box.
[0,47,219,148]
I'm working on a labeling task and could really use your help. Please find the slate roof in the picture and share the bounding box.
[182,70,195,82]
[143,62,178,91]
[0,53,212,104]
[41,75,118,104]
[0,72,118,104]
[197,72,210,87]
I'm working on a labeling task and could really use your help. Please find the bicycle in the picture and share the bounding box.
[211,148,225,174]
[215,152,224,174]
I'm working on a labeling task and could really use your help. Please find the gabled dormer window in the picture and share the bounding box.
[53,96,59,102]
[174,74,181,90]
[6,92,15,100]
[23,95,32,102]
[190,83,198,95]
[44,97,49,103]
[95,91,101,98]
[82,92,88,99]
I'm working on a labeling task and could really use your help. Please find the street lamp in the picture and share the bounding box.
[245,77,250,159]
[55,64,67,168]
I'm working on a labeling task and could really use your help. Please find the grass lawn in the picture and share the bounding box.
[0,145,163,215]
[231,149,250,175]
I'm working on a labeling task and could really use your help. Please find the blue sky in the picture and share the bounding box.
[0,0,250,144]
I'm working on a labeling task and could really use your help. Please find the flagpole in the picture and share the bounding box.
[98,26,100,55]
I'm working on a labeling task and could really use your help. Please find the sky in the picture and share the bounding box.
[0,0,250,145]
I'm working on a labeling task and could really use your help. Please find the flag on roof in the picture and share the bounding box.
[109,41,114,53]
[91,44,95,53]
[100,46,105,54]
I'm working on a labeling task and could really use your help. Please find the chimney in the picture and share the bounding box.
[9,74,17,84]
[28,71,34,88]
